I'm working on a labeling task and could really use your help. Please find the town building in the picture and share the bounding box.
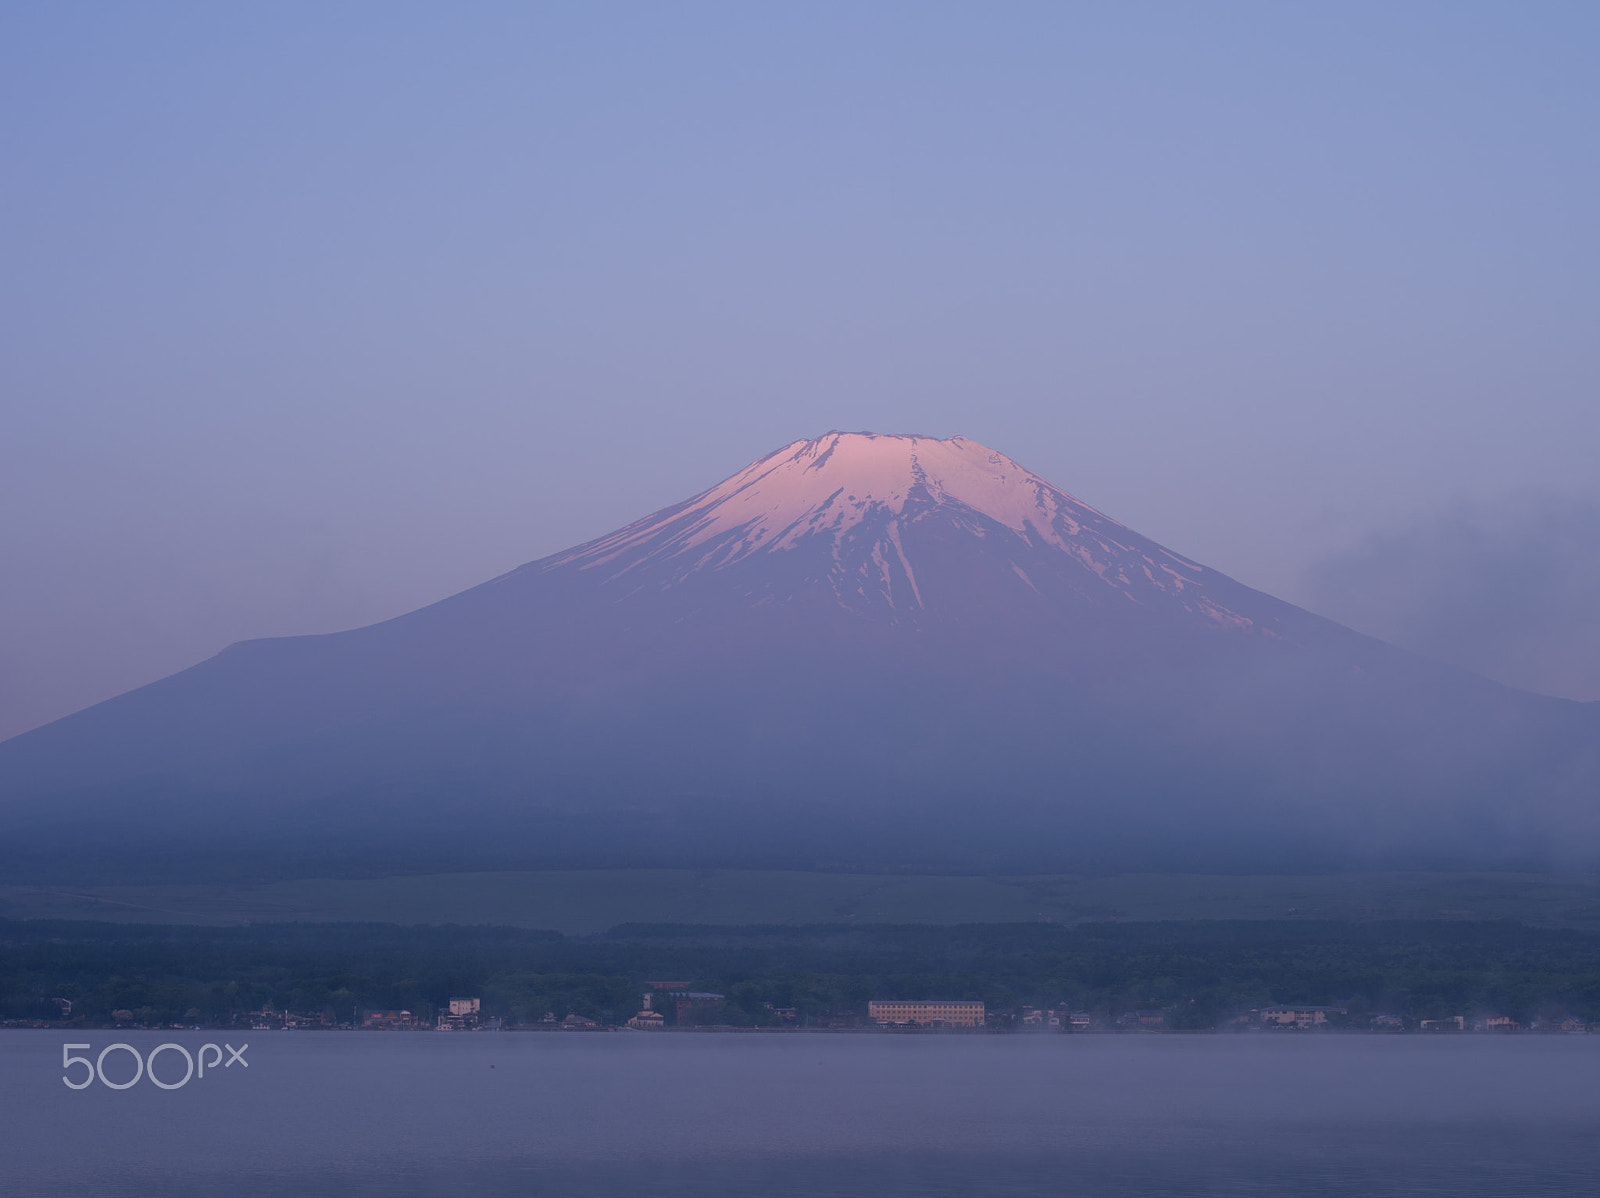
[1419,1016,1465,1031]
[1259,1005,1347,1028]
[626,992,665,1030]
[1115,1010,1167,1028]
[361,1009,418,1030]
[438,997,481,1030]
[674,992,726,1023]
[868,1000,985,1027]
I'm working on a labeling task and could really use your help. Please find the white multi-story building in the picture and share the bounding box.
[868,1000,985,1027]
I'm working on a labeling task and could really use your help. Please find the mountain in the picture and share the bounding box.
[2,431,1597,881]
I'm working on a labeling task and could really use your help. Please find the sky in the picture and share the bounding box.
[2,1,1598,740]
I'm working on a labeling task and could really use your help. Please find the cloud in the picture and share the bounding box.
[1304,494,1600,701]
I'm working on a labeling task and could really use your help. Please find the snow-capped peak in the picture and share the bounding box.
[686,432,1107,551]
[530,432,1256,629]
[557,432,1137,570]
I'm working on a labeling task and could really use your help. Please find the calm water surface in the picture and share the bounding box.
[3,1030,1597,1196]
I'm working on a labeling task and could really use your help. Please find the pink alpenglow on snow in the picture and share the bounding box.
[538,432,1250,628]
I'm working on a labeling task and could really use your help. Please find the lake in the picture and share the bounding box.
[4,1030,1597,1196]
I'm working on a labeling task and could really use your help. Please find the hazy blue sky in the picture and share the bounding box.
[3,1,1598,738]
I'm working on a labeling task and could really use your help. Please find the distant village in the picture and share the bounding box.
[16,989,1589,1035]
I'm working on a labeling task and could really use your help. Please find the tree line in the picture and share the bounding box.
[4,918,1599,1028]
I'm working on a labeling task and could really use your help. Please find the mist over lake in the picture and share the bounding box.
[8,1031,1597,1197]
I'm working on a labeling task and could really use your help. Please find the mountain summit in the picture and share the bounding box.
[2,432,1596,881]
[536,431,1253,631]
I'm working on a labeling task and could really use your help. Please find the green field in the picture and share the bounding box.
[4,868,1600,933]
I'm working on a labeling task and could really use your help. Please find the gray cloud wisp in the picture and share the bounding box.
[1305,495,1600,702]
